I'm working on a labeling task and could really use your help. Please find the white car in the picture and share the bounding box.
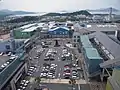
[40,73,48,77]
[51,64,57,67]
[48,74,52,78]
[27,73,32,76]
[48,73,55,79]
[29,66,35,69]
[17,89,22,90]
[0,52,3,56]
[50,66,56,70]
[28,68,34,71]
[6,61,10,64]
[7,52,11,56]
[1,63,8,68]
[34,56,39,59]
[72,75,79,79]
[20,86,26,90]
[20,80,29,88]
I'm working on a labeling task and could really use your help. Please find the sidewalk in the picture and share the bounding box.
[40,79,87,84]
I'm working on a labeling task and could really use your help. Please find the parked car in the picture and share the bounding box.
[40,72,48,78]
[19,80,29,89]
[0,52,3,56]
[7,52,12,56]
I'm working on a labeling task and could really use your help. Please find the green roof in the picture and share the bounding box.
[84,48,102,59]
[80,35,93,48]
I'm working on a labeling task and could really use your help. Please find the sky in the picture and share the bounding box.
[0,0,120,12]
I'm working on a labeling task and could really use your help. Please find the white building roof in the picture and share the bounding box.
[20,23,35,29]
[37,23,45,27]
[49,27,70,32]
[22,26,38,32]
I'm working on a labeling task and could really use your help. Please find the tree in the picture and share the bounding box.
[35,77,41,85]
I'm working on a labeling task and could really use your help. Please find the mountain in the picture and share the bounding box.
[87,7,120,12]
[0,9,36,16]
[43,10,92,17]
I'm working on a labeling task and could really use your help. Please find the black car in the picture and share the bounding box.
[44,57,50,61]
[43,63,50,67]
[42,45,49,48]
[61,57,66,61]
[64,74,70,79]
[50,58,54,61]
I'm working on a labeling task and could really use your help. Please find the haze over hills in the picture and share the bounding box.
[0,7,120,18]
[0,9,36,16]
[41,10,92,17]
[87,7,120,12]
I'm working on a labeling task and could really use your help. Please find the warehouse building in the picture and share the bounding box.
[13,26,38,39]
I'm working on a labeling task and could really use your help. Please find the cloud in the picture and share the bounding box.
[0,0,120,12]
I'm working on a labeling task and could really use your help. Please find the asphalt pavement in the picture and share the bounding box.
[24,38,91,90]
[29,38,77,79]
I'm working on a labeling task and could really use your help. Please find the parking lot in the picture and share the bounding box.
[16,38,85,90]
[30,39,83,79]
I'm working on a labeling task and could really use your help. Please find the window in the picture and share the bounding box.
[6,45,10,49]
[74,39,76,42]
[74,36,76,38]
[65,31,68,34]
[77,36,80,38]
[54,31,56,34]
[77,39,80,42]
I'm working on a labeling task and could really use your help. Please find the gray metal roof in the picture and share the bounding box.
[88,31,120,59]
[73,23,90,34]
[100,57,120,68]
[85,24,120,32]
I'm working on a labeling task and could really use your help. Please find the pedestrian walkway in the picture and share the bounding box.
[89,82,106,90]
[40,79,87,84]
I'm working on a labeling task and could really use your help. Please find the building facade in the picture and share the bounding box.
[80,35,103,77]
[48,27,70,38]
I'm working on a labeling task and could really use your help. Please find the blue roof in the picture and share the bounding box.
[49,27,70,32]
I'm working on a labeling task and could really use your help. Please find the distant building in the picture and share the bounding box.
[13,24,39,39]
[92,15,105,22]
[72,32,80,43]
[79,23,120,35]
